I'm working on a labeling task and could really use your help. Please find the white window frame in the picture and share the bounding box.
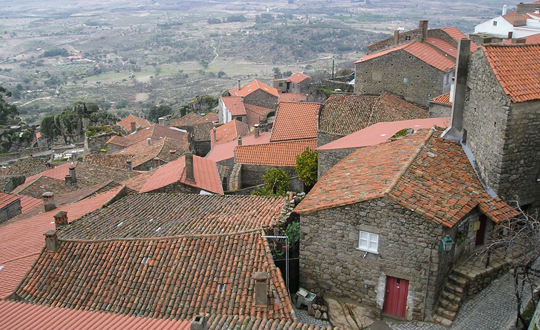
[357,231,379,254]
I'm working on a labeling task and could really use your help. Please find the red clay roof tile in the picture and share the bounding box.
[221,96,247,116]
[287,72,311,84]
[270,102,320,142]
[278,93,308,103]
[232,79,280,98]
[439,27,479,52]
[211,120,250,148]
[431,92,452,105]
[236,139,317,166]
[115,137,188,168]
[116,114,151,131]
[245,104,274,127]
[501,32,540,44]
[0,192,20,210]
[107,125,189,148]
[206,132,272,163]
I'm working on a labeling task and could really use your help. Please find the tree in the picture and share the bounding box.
[481,205,540,328]
[147,105,172,123]
[272,67,282,79]
[295,147,318,189]
[251,168,290,197]
[0,86,19,126]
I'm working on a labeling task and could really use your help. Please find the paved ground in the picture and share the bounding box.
[368,271,528,330]
[293,305,331,327]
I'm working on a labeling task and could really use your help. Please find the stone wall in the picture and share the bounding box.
[317,132,341,148]
[462,49,540,208]
[367,28,423,54]
[322,80,354,93]
[86,131,117,155]
[244,90,278,110]
[299,197,446,321]
[427,29,459,48]
[355,50,446,107]
[318,148,357,178]
[0,199,22,224]
[428,103,452,118]
[240,164,297,188]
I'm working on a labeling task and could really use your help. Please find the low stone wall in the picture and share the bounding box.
[0,147,49,163]
[464,260,511,297]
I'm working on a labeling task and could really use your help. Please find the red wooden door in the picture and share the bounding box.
[383,276,409,318]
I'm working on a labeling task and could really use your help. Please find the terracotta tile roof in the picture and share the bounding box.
[58,194,284,239]
[501,33,540,44]
[296,130,518,227]
[12,230,293,321]
[221,96,247,116]
[270,102,321,142]
[430,92,452,105]
[356,41,456,71]
[503,11,529,27]
[211,120,250,148]
[232,79,280,98]
[317,117,450,151]
[206,132,272,163]
[236,139,317,166]
[5,158,48,177]
[119,168,157,192]
[107,125,188,148]
[245,104,274,127]
[425,37,458,58]
[139,155,223,194]
[439,27,479,52]
[19,195,42,214]
[0,187,124,299]
[482,44,540,102]
[0,192,20,209]
[196,112,219,124]
[319,93,428,137]
[83,154,132,169]
[24,162,72,183]
[12,176,71,198]
[116,137,188,168]
[286,72,311,84]
[0,301,334,330]
[170,112,218,127]
[116,114,151,131]
[278,93,308,103]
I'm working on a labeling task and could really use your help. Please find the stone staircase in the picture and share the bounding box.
[433,253,512,327]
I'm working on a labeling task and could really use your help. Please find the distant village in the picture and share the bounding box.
[0,1,539,329]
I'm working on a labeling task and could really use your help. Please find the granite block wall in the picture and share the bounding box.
[244,90,278,110]
[318,148,357,178]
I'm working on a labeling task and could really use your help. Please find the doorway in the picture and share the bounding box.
[383,276,409,318]
[476,214,487,246]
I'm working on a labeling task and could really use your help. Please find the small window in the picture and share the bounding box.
[493,21,498,26]
[357,231,379,254]
[405,35,411,41]
[279,83,283,87]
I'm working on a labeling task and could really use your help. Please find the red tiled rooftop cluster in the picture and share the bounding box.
[116,114,151,131]
[236,139,317,167]
[270,102,321,142]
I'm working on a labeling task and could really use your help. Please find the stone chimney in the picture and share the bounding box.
[185,152,195,182]
[44,230,58,253]
[147,138,152,146]
[254,124,260,138]
[238,137,242,146]
[126,160,133,172]
[71,152,77,163]
[158,117,165,126]
[237,79,241,92]
[69,166,77,183]
[42,192,56,212]
[191,316,207,330]
[442,39,471,142]
[65,175,72,186]
[253,272,269,307]
[212,127,217,142]
[419,20,428,41]
[53,211,68,229]
[274,73,278,80]
[153,158,160,169]
[394,30,399,45]
[130,121,136,133]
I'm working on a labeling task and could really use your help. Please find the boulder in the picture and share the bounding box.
[326,296,375,330]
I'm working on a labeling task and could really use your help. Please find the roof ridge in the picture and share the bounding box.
[59,228,266,244]
[385,128,435,196]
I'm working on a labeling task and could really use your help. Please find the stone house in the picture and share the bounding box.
[0,192,21,224]
[294,129,517,322]
[139,153,223,194]
[116,114,150,133]
[317,92,428,147]
[106,124,189,154]
[428,92,452,118]
[229,79,280,110]
[170,112,218,156]
[355,21,478,107]
[220,96,247,124]
[273,72,312,94]
[443,42,540,211]
[113,137,188,171]
[211,119,250,148]
[316,117,449,177]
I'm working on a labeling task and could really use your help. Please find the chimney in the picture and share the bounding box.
[512,38,526,44]
[536,8,540,14]
[238,137,242,146]
[158,117,165,126]
[130,121,136,133]
[71,152,77,163]
[191,316,207,330]
[237,79,241,92]
[502,4,508,15]
[508,31,513,39]
[253,272,269,307]
[449,77,456,103]
[147,137,152,146]
[42,192,56,212]
[53,211,68,229]
[419,20,428,41]
[65,175,72,185]
[212,127,217,142]
[126,159,133,171]
[274,73,278,80]
[442,39,471,142]
[394,30,399,45]
[254,124,260,138]
[185,152,195,182]
[44,230,59,253]
[153,157,160,169]
[69,166,77,183]
[240,97,244,103]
